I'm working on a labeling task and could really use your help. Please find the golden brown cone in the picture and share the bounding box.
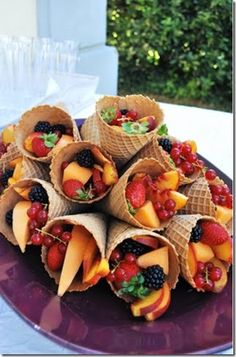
[100,158,171,231]
[50,141,117,203]
[0,178,82,247]
[80,113,100,145]
[41,213,107,292]
[164,214,231,291]
[96,95,164,167]
[133,135,201,185]
[15,105,81,163]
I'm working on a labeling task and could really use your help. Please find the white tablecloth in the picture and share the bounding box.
[0,101,233,355]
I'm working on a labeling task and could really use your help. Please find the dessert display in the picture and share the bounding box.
[50,142,118,203]
[106,219,179,321]
[15,105,81,162]
[103,157,188,229]
[41,213,109,296]
[96,95,164,167]
[165,215,232,292]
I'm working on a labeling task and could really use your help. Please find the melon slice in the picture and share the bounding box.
[134,201,160,228]
[12,201,32,253]
[137,246,169,274]
[62,161,93,185]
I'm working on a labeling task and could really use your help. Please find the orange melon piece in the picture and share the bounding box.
[12,201,32,253]
[82,237,98,279]
[9,157,23,168]
[215,205,232,225]
[134,201,160,228]
[13,162,23,181]
[169,190,188,210]
[137,246,169,274]
[14,187,31,200]
[155,171,179,191]
[62,161,93,185]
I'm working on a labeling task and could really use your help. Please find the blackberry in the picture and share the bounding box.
[34,121,52,133]
[190,223,203,243]
[143,265,166,290]
[120,238,150,257]
[51,124,66,134]
[29,185,48,204]
[0,169,14,187]
[5,209,13,227]
[76,149,95,168]
[120,109,128,115]
[158,138,172,153]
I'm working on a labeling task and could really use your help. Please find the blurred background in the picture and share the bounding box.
[0,0,232,114]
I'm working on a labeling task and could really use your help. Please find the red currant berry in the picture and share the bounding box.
[115,267,126,281]
[181,144,192,156]
[219,195,227,206]
[205,169,217,181]
[167,210,175,218]
[209,267,222,282]
[154,201,163,211]
[186,153,198,163]
[66,128,73,136]
[173,157,182,166]
[110,248,123,262]
[170,148,181,160]
[27,206,38,219]
[43,235,54,248]
[205,262,214,271]
[197,261,205,274]
[196,159,205,168]
[226,194,233,209]
[58,242,67,254]
[28,219,40,232]
[164,199,176,210]
[221,184,230,195]
[61,231,72,242]
[61,161,69,171]
[194,274,205,288]
[124,253,136,263]
[157,209,169,221]
[51,224,64,237]
[212,194,220,205]
[31,232,44,246]
[172,142,182,150]
[180,161,194,175]
[210,184,222,195]
[31,202,43,212]
[116,110,122,119]
[36,210,48,225]
[107,272,115,282]
[203,280,214,291]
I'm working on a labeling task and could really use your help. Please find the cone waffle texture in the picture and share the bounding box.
[133,135,201,185]
[80,113,100,145]
[101,158,170,231]
[96,95,164,167]
[41,213,107,292]
[107,219,180,290]
[50,141,116,203]
[15,105,81,163]
[0,143,21,170]
[0,178,81,247]
[164,214,231,290]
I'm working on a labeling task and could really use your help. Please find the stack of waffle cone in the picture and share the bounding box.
[80,113,100,145]
[133,135,201,185]
[15,105,81,163]
[0,178,82,247]
[50,141,117,204]
[41,213,107,292]
[100,158,171,231]
[106,219,180,297]
[96,95,164,167]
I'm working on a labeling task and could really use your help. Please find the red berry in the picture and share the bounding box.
[181,144,192,156]
[116,110,122,119]
[47,242,65,271]
[154,201,163,212]
[196,159,205,168]
[92,168,107,195]
[173,157,182,166]
[61,161,69,171]
[61,231,72,242]
[110,248,123,262]
[28,219,40,232]
[107,272,116,282]
[114,267,126,281]
[197,262,205,274]
[203,280,214,291]
[58,242,67,254]
[200,221,230,245]
[218,195,227,206]
[164,199,176,210]
[170,148,181,160]
[32,137,51,157]
[221,184,230,195]
[205,169,217,181]
[31,232,44,246]
[226,194,233,209]
[210,185,222,195]
[27,206,38,219]
[157,209,169,221]
[43,235,55,248]
[209,267,222,282]
[125,180,146,209]
[194,274,205,288]
[186,153,198,163]
[118,261,140,282]
[126,110,138,120]
[31,202,43,211]
[212,194,220,205]
[124,253,136,263]
[66,128,73,135]
[205,262,214,271]
[180,161,194,175]
[62,179,83,199]
[167,209,175,218]
[51,224,64,237]
[36,210,48,225]
[172,142,182,150]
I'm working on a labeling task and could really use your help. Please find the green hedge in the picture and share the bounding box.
[107,0,232,111]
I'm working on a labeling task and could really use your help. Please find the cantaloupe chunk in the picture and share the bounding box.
[134,200,160,228]
[62,161,93,185]
[9,157,22,168]
[137,246,169,274]
[12,201,32,253]
[169,190,188,210]
[2,125,15,144]
[57,225,91,296]
[14,187,31,200]
[8,177,16,186]
[13,162,23,181]
[53,135,74,153]
[215,205,232,225]
[155,171,179,191]
[82,237,98,279]
[83,258,109,284]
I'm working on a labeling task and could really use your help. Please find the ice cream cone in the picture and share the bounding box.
[41,213,107,292]
[96,94,164,167]
[80,113,100,145]
[15,105,81,163]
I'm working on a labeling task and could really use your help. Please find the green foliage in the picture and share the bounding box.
[107,0,232,111]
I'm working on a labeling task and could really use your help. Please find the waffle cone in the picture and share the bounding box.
[0,178,81,247]
[164,214,231,290]
[80,113,100,145]
[100,158,171,231]
[15,105,81,163]
[41,213,107,292]
[96,95,164,167]
[133,135,201,185]
[0,143,21,170]
[50,141,117,204]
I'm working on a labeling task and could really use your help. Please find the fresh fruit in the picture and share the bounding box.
[8,177,16,186]
[102,163,118,185]
[120,238,150,257]
[13,162,22,181]
[155,171,179,191]
[91,146,110,165]
[184,140,197,153]
[62,179,83,199]
[137,247,169,275]
[62,161,93,185]
[143,265,166,290]
[76,149,95,168]
[205,169,217,181]
[47,242,65,272]
[9,157,22,168]
[145,282,171,321]
[126,180,146,209]
[211,238,232,263]
[2,125,15,144]
[82,237,98,278]
[132,235,159,249]
[34,121,51,133]
[190,242,214,263]
[32,136,51,157]
[31,232,44,246]
[187,244,197,277]
[52,135,73,153]
[134,201,161,228]
[200,221,230,245]
[168,191,188,210]
[126,110,138,120]
[29,185,48,204]
[131,288,164,317]
[210,258,228,293]
[14,187,31,200]
[110,248,123,262]
[158,138,172,153]
[83,258,109,285]
[12,201,32,253]
[51,224,64,237]
[138,116,157,131]
[190,223,203,243]
[92,168,107,195]
[115,261,140,284]
[61,231,72,243]
[215,205,232,224]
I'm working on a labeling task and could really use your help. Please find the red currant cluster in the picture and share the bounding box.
[110,109,138,126]
[154,198,176,221]
[204,169,233,208]
[194,261,222,291]
[27,202,48,245]
[170,142,204,176]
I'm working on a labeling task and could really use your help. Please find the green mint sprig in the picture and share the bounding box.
[157,124,169,136]
[118,273,150,299]
[41,133,58,148]
[122,121,149,135]
[127,200,137,216]
[101,107,116,123]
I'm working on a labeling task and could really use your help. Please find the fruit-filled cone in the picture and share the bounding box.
[164,214,232,293]
[133,135,203,185]
[41,213,108,296]
[15,105,81,163]
[80,113,100,145]
[0,178,81,252]
[106,219,179,321]
[0,124,17,159]
[50,141,118,203]
[101,158,189,230]
[96,94,164,167]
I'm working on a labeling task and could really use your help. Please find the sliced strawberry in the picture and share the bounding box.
[125,180,146,209]
[32,137,51,157]
[47,242,65,271]
[200,221,230,245]
[92,168,107,195]
[62,179,83,199]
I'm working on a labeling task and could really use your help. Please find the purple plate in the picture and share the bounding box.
[0,121,233,354]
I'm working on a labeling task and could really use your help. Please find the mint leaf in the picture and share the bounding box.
[101,107,116,123]
[127,200,137,216]
[118,273,150,299]
[157,124,168,136]
[122,121,149,135]
[76,186,95,201]
[41,133,58,148]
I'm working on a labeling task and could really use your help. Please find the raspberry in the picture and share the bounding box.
[34,121,51,133]
[158,138,172,153]
[76,149,95,168]
[143,265,166,290]
[29,185,49,204]
[190,223,203,243]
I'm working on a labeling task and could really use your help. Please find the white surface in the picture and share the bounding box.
[0,100,233,354]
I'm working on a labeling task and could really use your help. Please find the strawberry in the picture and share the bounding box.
[125,180,146,209]
[92,168,107,195]
[114,261,140,289]
[62,179,83,198]
[126,110,138,120]
[47,242,65,271]
[116,110,122,119]
[200,221,230,245]
[32,137,51,157]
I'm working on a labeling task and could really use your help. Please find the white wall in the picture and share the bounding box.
[0,0,37,36]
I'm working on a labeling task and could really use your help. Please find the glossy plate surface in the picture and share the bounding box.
[0,120,232,354]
